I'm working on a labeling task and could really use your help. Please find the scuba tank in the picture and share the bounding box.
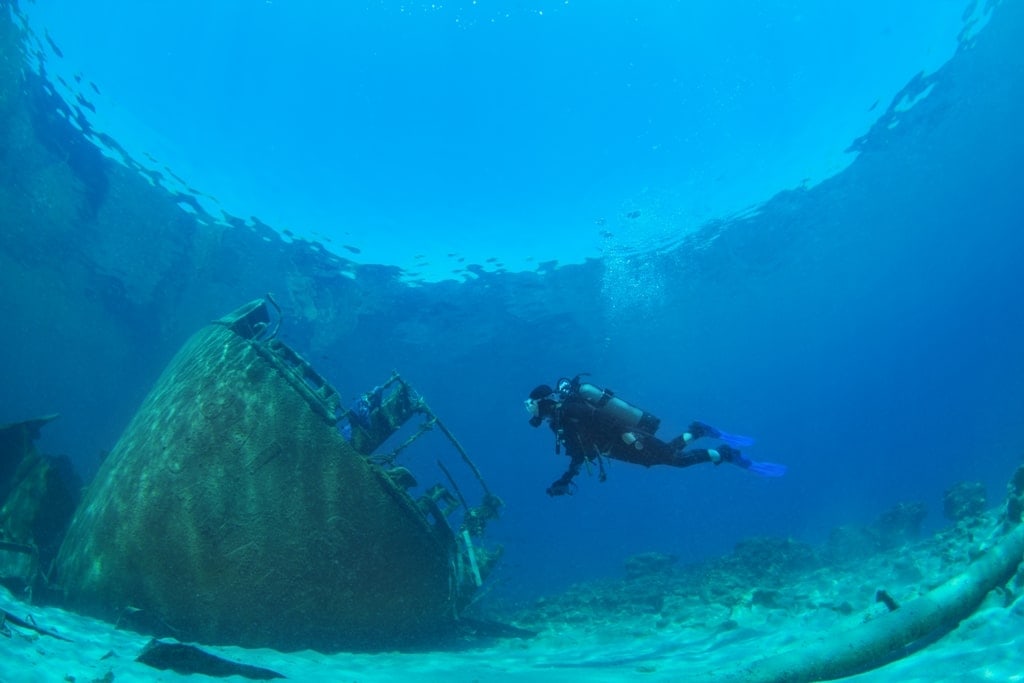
[559,375,662,436]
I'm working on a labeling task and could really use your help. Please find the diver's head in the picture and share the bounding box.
[525,385,556,427]
[529,384,554,400]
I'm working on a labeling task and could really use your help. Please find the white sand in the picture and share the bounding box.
[3,514,1023,682]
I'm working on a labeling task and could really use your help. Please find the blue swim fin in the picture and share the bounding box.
[689,421,755,447]
[714,441,785,477]
[717,429,756,448]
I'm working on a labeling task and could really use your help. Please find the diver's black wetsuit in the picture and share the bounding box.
[542,392,713,496]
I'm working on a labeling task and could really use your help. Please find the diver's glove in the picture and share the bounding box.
[714,445,787,478]
[546,480,573,496]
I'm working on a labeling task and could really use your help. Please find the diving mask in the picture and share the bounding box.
[524,398,539,418]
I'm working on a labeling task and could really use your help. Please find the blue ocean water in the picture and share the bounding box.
[19,0,979,273]
[2,0,1023,620]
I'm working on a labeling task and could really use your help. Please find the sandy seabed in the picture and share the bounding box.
[3,505,1023,683]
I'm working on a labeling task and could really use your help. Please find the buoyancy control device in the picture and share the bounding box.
[559,375,661,436]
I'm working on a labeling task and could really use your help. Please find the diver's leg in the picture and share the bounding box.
[630,438,714,468]
[675,421,756,448]
[670,448,714,468]
[671,445,750,468]
[610,437,682,467]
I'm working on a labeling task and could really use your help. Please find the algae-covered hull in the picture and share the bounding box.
[56,300,462,651]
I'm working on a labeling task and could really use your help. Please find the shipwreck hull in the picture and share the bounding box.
[56,300,458,650]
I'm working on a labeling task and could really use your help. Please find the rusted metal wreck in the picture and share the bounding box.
[55,298,502,651]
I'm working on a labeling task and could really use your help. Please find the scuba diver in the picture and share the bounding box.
[526,375,787,496]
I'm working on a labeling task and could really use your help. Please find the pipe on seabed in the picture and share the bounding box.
[712,465,1024,683]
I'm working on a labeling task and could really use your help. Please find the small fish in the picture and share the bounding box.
[76,94,96,113]
[44,30,64,58]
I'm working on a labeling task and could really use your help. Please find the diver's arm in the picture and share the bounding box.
[547,455,583,496]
